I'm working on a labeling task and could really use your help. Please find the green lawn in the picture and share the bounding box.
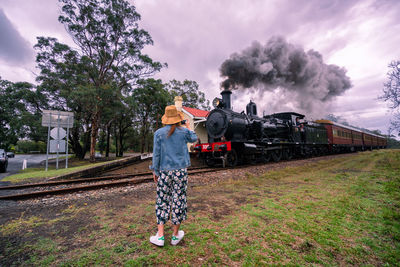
[1,150,399,266]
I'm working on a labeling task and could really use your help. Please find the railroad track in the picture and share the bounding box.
[0,167,227,201]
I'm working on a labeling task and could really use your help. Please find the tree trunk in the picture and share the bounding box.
[140,119,148,153]
[70,127,84,159]
[140,129,145,153]
[147,137,151,153]
[105,124,111,158]
[119,127,124,157]
[82,129,91,160]
[89,112,100,162]
[114,124,119,157]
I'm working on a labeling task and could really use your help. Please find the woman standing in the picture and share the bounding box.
[150,105,198,246]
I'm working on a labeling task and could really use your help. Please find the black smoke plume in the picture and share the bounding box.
[220,36,352,114]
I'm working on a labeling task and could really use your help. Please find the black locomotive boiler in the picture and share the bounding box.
[194,89,329,167]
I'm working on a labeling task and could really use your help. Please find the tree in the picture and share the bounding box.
[0,77,44,150]
[35,0,164,161]
[113,98,135,157]
[325,114,349,125]
[387,134,400,148]
[382,61,400,109]
[35,37,93,159]
[165,79,210,110]
[381,60,400,134]
[0,78,19,149]
[130,79,172,153]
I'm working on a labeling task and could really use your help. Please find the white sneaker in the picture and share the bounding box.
[150,233,165,247]
[171,230,184,246]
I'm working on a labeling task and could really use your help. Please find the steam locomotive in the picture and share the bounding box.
[194,89,387,167]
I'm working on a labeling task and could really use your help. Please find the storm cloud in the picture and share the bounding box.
[0,8,33,65]
[220,36,352,114]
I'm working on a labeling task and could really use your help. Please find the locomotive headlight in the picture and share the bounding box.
[212,97,223,108]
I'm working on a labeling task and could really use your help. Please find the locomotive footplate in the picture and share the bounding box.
[194,141,231,153]
[195,141,235,167]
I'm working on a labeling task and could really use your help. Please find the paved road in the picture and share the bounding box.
[0,154,57,180]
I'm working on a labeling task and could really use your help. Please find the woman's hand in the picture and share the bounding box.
[153,173,158,183]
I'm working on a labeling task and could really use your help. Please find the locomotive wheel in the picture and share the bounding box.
[226,149,238,167]
[282,149,293,160]
[262,151,271,163]
[271,149,282,162]
[205,157,216,167]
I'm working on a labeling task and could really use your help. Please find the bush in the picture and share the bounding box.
[16,140,47,153]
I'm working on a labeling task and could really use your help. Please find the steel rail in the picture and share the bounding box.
[0,167,217,191]
[0,177,153,200]
[0,167,225,201]
[0,172,152,190]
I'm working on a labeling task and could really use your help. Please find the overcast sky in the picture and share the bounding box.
[1,0,399,134]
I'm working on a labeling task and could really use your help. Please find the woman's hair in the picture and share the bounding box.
[167,122,181,137]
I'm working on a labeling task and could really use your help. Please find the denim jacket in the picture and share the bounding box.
[150,125,198,176]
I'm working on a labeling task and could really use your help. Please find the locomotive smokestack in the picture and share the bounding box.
[221,89,232,110]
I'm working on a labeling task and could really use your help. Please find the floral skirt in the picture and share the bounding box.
[155,168,188,225]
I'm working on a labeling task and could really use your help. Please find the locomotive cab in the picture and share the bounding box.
[270,112,304,142]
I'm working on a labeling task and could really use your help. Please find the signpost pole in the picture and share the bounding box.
[45,113,52,171]
[56,114,60,170]
[42,110,74,171]
[66,115,70,169]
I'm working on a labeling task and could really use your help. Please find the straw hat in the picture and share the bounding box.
[162,105,184,125]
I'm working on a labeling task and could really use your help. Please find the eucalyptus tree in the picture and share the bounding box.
[35,0,163,161]
[0,77,44,149]
[131,79,172,153]
[35,38,92,159]
[165,79,211,110]
[98,97,120,157]
[0,78,19,149]
[381,60,400,134]
[114,99,137,157]
[12,81,48,143]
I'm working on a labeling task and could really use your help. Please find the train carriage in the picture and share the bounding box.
[363,132,387,149]
[316,120,366,152]
[315,120,387,152]
[363,133,373,148]
[351,130,363,147]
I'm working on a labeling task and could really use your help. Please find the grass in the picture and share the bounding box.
[0,216,44,236]
[1,149,399,266]
[2,158,121,183]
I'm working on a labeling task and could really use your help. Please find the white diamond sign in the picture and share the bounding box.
[50,127,66,140]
